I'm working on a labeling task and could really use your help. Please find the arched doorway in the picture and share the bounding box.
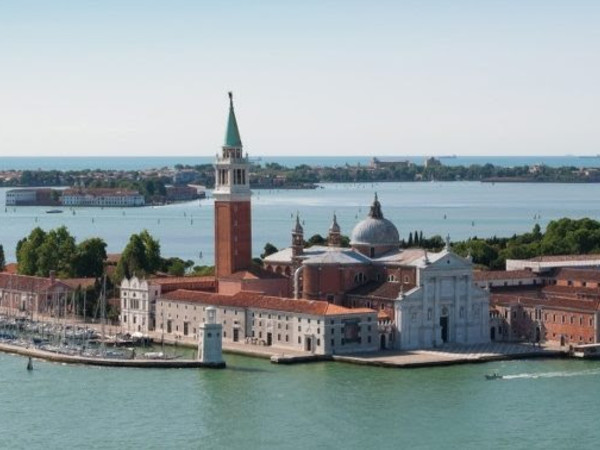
[439,306,449,343]
[380,334,386,350]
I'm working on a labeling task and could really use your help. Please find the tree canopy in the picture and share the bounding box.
[16,226,107,278]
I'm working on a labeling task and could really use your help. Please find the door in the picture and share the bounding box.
[440,317,449,343]
[305,337,312,352]
[380,334,386,350]
[233,328,239,342]
[267,332,272,346]
[490,326,496,341]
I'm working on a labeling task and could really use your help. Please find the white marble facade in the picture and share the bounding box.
[395,250,490,350]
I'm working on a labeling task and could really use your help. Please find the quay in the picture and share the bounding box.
[149,330,566,367]
[0,342,225,369]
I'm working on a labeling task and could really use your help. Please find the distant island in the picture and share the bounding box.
[1,157,600,202]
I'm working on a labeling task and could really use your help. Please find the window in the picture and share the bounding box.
[317,339,321,346]
[354,272,367,284]
[298,337,301,344]
[331,338,335,347]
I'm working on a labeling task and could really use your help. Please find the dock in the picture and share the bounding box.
[0,343,225,369]
[330,343,565,369]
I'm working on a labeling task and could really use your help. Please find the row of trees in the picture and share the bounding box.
[260,218,600,271]
[451,219,600,270]
[17,227,107,278]
[8,217,600,287]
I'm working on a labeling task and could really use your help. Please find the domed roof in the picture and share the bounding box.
[350,194,399,247]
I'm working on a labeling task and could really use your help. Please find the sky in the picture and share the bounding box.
[0,1,599,157]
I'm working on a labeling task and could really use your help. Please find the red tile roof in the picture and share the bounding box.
[63,188,140,196]
[554,268,600,283]
[492,293,600,313]
[0,273,72,293]
[61,278,97,290]
[219,266,286,281]
[473,270,538,281]
[2,263,18,274]
[150,276,215,285]
[161,290,374,317]
[526,254,600,262]
[347,281,407,300]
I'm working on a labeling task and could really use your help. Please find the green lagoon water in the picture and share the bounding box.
[2,180,600,448]
[2,353,599,449]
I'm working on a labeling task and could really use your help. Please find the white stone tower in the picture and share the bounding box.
[197,307,224,364]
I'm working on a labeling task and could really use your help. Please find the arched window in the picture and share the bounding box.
[354,272,367,284]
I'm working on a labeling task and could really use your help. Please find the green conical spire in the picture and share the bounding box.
[224,91,242,147]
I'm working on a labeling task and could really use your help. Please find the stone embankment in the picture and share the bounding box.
[0,343,225,369]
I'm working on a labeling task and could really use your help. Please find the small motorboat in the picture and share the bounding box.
[45,209,64,214]
[485,372,502,380]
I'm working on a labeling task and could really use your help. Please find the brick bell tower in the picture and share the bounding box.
[214,92,252,278]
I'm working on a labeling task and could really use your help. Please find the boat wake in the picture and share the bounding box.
[502,368,600,380]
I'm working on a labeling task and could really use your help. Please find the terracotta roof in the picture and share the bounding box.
[219,266,286,280]
[542,285,600,299]
[526,254,600,262]
[347,281,406,300]
[492,293,600,313]
[63,188,140,196]
[61,278,97,290]
[106,253,121,264]
[0,273,72,293]
[474,270,538,281]
[555,268,600,283]
[377,310,392,321]
[2,263,18,274]
[150,276,216,285]
[161,290,375,317]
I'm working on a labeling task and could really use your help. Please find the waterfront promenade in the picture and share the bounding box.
[148,329,565,367]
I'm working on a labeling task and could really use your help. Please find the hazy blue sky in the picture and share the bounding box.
[1,1,599,157]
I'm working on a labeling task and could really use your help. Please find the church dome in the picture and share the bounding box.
[350,194,399,247]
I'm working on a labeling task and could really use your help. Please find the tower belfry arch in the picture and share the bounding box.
[214,92,252,277]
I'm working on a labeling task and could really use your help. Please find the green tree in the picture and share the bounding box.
[115,231,162,281]
[306,234,327,247]
[72,238,107,278]
[261,243,279,259]
[17,227,47,275]
[140,230,161,273]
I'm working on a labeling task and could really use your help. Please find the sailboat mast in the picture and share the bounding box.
[101,275,107,356]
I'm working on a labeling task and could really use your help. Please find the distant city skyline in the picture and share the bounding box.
[1,1,599,157]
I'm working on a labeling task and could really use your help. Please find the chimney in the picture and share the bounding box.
[49,270,56,283]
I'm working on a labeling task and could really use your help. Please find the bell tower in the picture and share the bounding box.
[214,92,252,278]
